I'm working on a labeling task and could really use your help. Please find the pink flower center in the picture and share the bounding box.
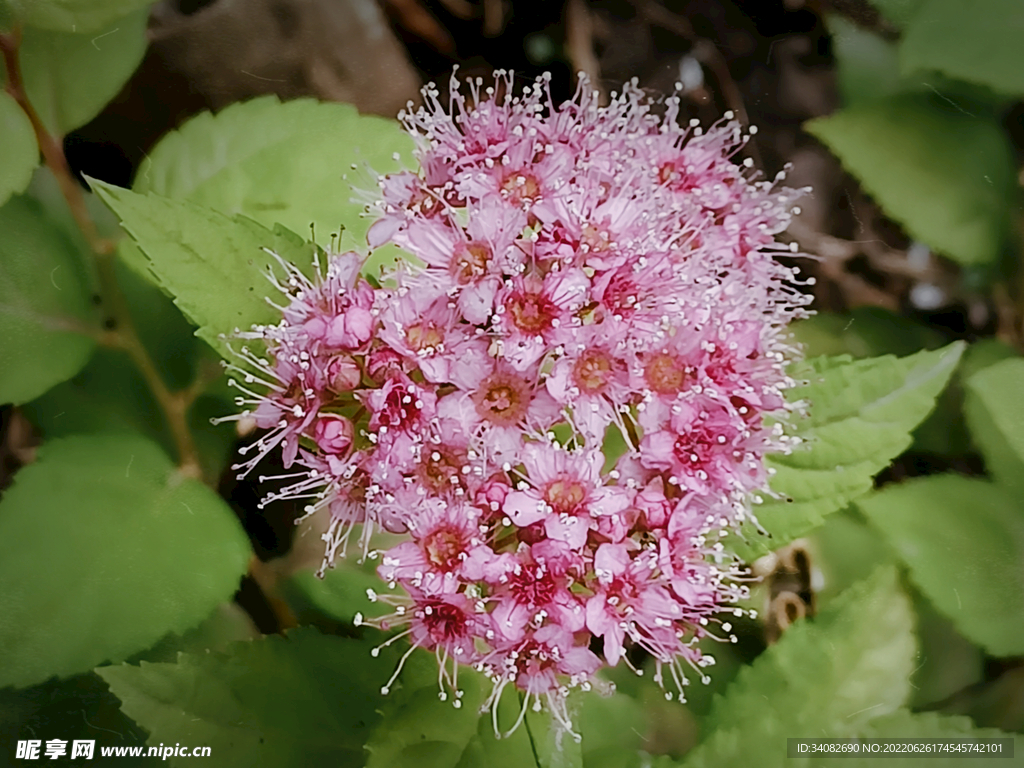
[472,370,531,427]
[672,425,722,473]
[380,384,422,430]
[419,600,469,643]
[508,289,557,335]
[572,348,618,395]
[508,566,559,608]
[544,479,587,515]
[418,445,467,495]
[501,172,540,205]
[423,527,466,572]
[580,224,612,253]
[406,321,444,352]
[645,352,688,395]
[452,242,491,284]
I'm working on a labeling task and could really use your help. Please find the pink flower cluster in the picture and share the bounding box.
[223,72,810,735]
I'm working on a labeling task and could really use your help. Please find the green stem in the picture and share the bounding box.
[1,28,202,480]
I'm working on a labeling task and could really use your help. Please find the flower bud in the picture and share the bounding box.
[366,347,404,385]
[327,355,361,392]
[313,414,354,455]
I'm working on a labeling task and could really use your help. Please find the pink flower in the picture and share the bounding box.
[233,71,811,732]
[488,540,585,641]
[377,499,498,593]
[362,371,438,437]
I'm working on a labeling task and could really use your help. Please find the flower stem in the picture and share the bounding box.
[1,28,203,480]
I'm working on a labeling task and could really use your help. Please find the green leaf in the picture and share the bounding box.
[746,343,963,556]
[366,652,490,768]
[858,474,1024,657]
[0,91,38,206]
[282,560,388,626]
[455,686,544,768]
[0,195,96,405]
[900,0,1024,97]
[133,603,259,665]
[23,350,237,483]
[576,689,645,768]
[134,96,414,262]
[791,307,944,360]
[964,358,1024,501]
[790,309,959,456]
[0,434,250,688]
[868,0,925,28]
[0,673,149,765]
[19,8,148,135]
[844,709,1020,766]
[99,629,395,768]
[91,180,319,361]
[682,567,915,768]
[525,706,584,768]
[806,95,1016,266]
[812,509,897,605]
[7,0,152,34]
[827,16,905,105]
[909,594,983,709]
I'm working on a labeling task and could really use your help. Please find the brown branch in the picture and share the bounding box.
[0,29,202,480]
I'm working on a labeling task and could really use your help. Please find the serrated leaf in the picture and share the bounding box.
[845,709,1020,766]
[791,307,944,360]
[682,568,914,768]
[0,91,38,206]
[900,0,1024,97]
[0,195,96,405]
[964,358,1024,501]
[806,95,1015,266]
[91,180,318,361]
[133,603,259,665]
[20,8,148,135]
[99,630,395,768]
[0,434,250,688]
[747,343,963,556]
[858,475,1024,657]
[134,95,414,259]
[0,673,149,765]
[366,652,490,768]
[7,0,152,34]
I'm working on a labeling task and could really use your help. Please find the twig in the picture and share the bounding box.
[566,0,607,105]
[1,29,202,480]
[382,0,455,54]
